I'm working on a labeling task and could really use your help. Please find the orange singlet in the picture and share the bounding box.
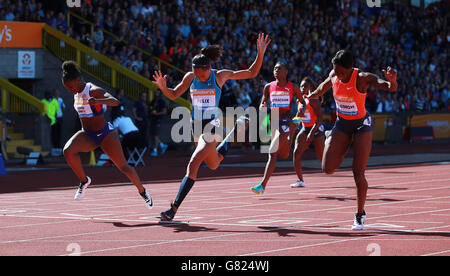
[299,98,318,128]
[332,68,367,120]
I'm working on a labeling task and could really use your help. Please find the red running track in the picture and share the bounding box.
[0,163,449,256]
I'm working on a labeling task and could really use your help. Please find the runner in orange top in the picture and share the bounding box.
[292,77,325,188]
[307,50,398,230]
[251,61,305,194]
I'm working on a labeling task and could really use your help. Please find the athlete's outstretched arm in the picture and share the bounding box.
[361,67,398,92]
[307,70,334,99]
[216,33,271,85]
[152,71,195,101]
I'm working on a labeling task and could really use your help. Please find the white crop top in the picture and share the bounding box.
[73,82,107,118]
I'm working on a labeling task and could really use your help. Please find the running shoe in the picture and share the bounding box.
[290,180,306,188]
[74,176,91,200]
[160,203,176,221]
[251,183,265,195]
[140,189,154,209]
[351,212,366,230]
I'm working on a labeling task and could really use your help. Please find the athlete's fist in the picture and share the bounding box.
[382,66,397,83]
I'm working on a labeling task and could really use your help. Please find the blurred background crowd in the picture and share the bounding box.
[1,0,448,116]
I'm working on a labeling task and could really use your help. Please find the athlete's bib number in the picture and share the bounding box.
[301,110,311,123]
[270,91,290,108]
[335,97,358,116]
[191,89,216,108]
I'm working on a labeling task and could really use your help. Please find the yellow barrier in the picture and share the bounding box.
[0,77,46,115]
[67,11,186,76]
[42,24,191,110]
[372,114,390,142]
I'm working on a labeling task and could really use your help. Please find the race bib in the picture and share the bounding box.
[270,91,290,108]
[191,89,216,108]
[301,110,311,123]
[74,96,94,117]
[335,96,358,116]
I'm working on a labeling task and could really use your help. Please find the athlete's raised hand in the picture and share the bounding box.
[382,66,397,84]
[152,70,168,90]
[256,33,271,55]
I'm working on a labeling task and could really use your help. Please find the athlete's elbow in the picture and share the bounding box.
[165,93,177,101]
[247,70,259,79]
[110,100,120,106]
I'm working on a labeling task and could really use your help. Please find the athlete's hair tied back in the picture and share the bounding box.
[62,60,81,81]
[200,45,222,63]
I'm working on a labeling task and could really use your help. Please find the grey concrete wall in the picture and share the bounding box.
[0,48,44,79]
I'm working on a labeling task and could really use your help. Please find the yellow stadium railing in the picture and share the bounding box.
[42,24,191,109]
[67,11,186,76]
[0,77,46,115]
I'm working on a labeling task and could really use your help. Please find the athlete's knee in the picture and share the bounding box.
[118,163,133,175]
[322,162,335,175]
[206,161,220,170]
[268,152,278,160]
[279,150,290,160]
[352,169,367,184]
[63,145,75,157]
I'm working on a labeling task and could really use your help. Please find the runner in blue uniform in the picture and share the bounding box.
[152,33,271,221]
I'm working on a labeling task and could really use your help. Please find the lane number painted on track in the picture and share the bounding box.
[66,243,81,256]
[367,243,381,256]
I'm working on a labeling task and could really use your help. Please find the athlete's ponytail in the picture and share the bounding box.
[192,45,222,68]
[62,60,81,81]
[200,45,222,63]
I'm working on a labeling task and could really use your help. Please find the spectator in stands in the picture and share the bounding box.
[132,92,149,147]
[148,90,168,156]
[41,91,60,148]
[383,94,394,113]
[236,84,252,110]
[415,92,426,112]
[53,89,65,148]
[110,88,126,120]
[111,108,145,158]
[7,0,448,117]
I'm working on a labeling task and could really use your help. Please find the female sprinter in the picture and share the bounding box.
[307,50,397,230]
[291,77,325,188]
[152,33,271,221]
[61,61,153,209]
[250,61,305,194]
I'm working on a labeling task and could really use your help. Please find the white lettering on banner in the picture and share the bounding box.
[0,25,12,43]
[366,0,381,8]
[427,120,450,132]
[66,0,81,8]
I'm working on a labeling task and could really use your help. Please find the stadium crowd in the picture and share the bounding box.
[1,0,448,114]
